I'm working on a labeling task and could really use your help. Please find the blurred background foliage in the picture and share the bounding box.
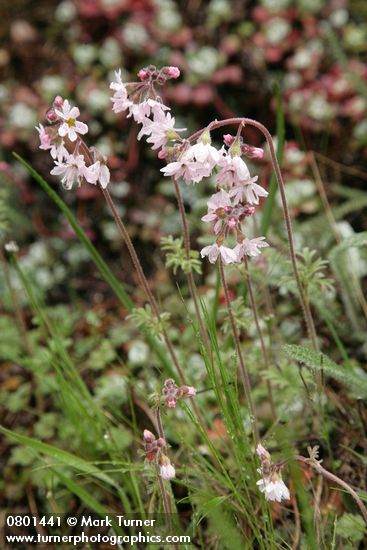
[1,1,367,542]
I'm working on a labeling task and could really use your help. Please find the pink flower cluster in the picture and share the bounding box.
[110,65,185,156]
[162,378,196,408]
[36,97,110,190]
[110,66,269,266]
[142,429,175,480]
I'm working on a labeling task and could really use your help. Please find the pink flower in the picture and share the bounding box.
[36,123,52,150]
[137,69,149,81]
[166,398,176,408]
[182,386,196,397]
[229,177,268,205]
[256,444,271,461]
[216,153,251,188]
[249,146,264,159]
[50,153,87,190]
[165,66,180,79]
[55,100,88,142]
[201,189,232,234]
[223,134,235,146]
[143,429,155,443]
[234,237,269,259]
[200,243,238,264]
[138,109,185,150]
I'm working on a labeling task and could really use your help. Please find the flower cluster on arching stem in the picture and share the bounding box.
[256,444,290,503]
[36,96,110,190]
[109,65,270,266]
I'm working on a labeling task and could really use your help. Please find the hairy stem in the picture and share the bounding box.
[219,259,259,443]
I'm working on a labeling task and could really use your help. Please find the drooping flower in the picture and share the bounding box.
[256,474,290,503]
[229,177,268,205]
[159,455,175,480]
[128,98,169,124]
[50,153,87,190]
[256,442,290,503]
[137,109,185,150]
[110,70,132,114]
[161,141,222,184]
[201,189,232,234]
[36,123,52,150]
[55,100,88,142]
[200,243,238,265]
[216,152,251,188]
[234,237,269,259]
[85,160,110,189]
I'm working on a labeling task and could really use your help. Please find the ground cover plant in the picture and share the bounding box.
[1,1,367,549]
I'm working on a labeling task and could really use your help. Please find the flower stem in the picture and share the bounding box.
[100,186,207,430]
[219,258,259,443]
[297,456,367,523]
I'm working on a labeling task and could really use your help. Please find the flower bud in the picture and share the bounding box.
[143,429,156,443]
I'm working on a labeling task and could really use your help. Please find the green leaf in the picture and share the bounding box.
[335,513,366,543]
[283,345,367,397]
[0,426,118,489]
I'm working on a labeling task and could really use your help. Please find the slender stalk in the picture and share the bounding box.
[243,257,276,418]
[219,259,259,443]
[188,118,319,351]
[75,139,207,429]
[297,456,367,524]
[101,187,184,380]
[102,188,207,429]
[171,178,211,354]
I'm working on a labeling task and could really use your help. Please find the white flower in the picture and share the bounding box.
[129,99,169,124]
[50,153,87,190]
[138,109,185,150]
[256,475,290,502]
[229,177,268,205]
[110,70,132,114]
[159,456,175,480]
[200,243,238,265]
[55,100,88,142]
[216,153,251,188]
[85,160,110,189]
[161,142,222,184]
[5,241,19,253]
[234,237,269,259]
